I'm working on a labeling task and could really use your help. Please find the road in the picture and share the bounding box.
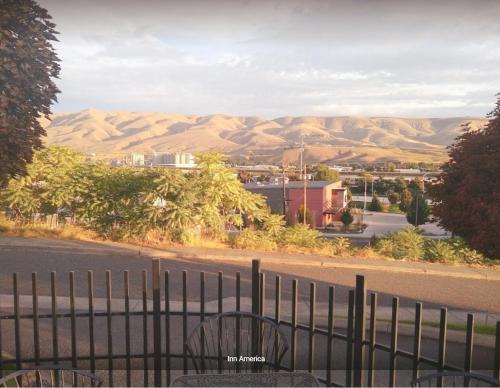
[0,236,498,384]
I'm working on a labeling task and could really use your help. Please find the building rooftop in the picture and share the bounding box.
[244,180,341,190]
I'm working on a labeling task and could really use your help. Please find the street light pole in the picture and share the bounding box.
[415,191,419,227]
[303,164,307,226]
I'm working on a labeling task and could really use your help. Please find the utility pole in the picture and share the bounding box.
[363,176,367,211]
[282,164,287,219]
[303,164,307,226]
[299,136,305,180]
[415,191,419,227]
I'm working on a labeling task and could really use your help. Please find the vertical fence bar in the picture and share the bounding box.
[51,271,59,365]
[251,259,260,373]
[69,271,77,369]
[274,276,281,371]
[258,272,265,366]
[346,290,355,387]
[290,279,298,371]
[236,272,241,312]
[464,314,474,387]
[0,302,2,378]
[152,259,162,387]
[437,307,447,387]
[389,297,399,387]
[368,292,377,387]
[142,270,148,387]
[353,275,366,387]
[32,273,40,366]
[218,271,223,374]
[236,272,241,373]
[494,321,500,380]
[412,302,422,382]
[200,272,206,373]
[326,286,335,387]
[106,270,114,387]
[308,282,316,373]
[87,271,95,374]
[124,271,131,387]
[182,270,188,374]
[13,273,21,370]
[164,271,171,386]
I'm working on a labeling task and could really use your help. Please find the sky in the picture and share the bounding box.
[40,0,500,118]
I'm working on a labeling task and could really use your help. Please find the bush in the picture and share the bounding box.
[340,209,354,229]
[374,228,425,260]
[278,224,324,248]
[387,191,400,204]
[368,194,383,212]
[232,229,278,250]
[330,237,351,255]
[424,240,456,262]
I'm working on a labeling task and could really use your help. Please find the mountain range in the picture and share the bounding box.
[40,109,488,164]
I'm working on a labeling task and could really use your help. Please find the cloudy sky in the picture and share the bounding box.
[40,0,500,118]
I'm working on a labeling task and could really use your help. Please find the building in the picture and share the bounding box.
[128,153,145,166]
[152,152,196,167]
[244,180,348,227]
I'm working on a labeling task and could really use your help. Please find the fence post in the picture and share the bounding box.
[353,274,366,387]
[152,259,162,387]
[251,259,261,372]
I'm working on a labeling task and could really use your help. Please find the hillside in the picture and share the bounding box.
[40,109,488,163]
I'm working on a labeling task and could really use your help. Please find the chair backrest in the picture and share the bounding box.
[411,371,500,387]
[0,366,102,387]
[186,311,289,374]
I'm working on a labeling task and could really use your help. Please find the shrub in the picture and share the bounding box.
[375,228,425,260]
[331,237,351,255]
[368,194,383,212]
[232,229,278,250]
[340,209,354,229]
[278,224,324,248]
[424,240,456,262]
[387,191,400,204]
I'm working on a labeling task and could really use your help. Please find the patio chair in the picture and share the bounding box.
[0,366,102,387]
[411,371,500,387]
[186,311,289,374]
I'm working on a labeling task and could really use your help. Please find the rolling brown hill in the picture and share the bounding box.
[40,109,488,163]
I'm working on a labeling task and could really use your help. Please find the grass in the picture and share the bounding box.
[399,319,497,336]
[387,203,404,214]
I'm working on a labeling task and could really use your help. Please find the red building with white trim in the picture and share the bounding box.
[244,180,348,227]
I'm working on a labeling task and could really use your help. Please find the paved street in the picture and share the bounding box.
[324,211,448,240]
[0,236,498,383]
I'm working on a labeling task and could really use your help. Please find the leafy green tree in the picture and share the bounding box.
[0,0,60,186]
[428,94,500,258]
[399,188,413,212]
[406,192,429,226]
[394,177,407,194]
[387,191,400,205]
[408,178,424,192]
[1,146,84,222]
[312,164,340,181]
[296,206,314,226]
[340,208,354,230]
[368,194,382,212]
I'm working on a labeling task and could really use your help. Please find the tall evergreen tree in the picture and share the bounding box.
[0,0,60,186]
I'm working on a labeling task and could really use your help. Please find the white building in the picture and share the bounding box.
[152,152,196,167]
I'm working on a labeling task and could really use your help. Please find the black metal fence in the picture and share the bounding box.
[0,258,499,386]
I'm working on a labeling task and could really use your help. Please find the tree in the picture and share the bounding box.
[408,178,424,192]
[368,194,382,212]
[428,94,500,258]
[0,0,60,186]
[312,164,340,181]
[399,188,413,212]
[340,208,354,230]
[394,177,407,194]
[387,191,400,205]
[296,206,314,226]
[406,192,429,226]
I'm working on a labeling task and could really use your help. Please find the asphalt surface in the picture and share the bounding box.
[0,236,498,385]
[0,237,498,313]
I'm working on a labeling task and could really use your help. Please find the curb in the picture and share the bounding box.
[139,247,500,281]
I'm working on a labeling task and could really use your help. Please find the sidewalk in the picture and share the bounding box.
[1,294,497,348]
